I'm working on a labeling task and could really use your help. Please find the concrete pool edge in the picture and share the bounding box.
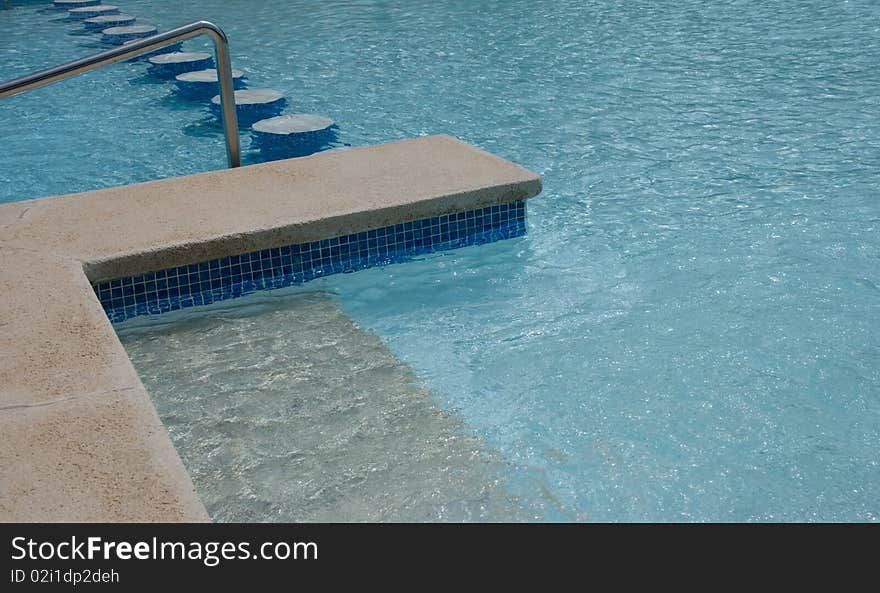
[0,135,542,521]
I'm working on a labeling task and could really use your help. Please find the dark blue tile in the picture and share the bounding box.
[93,201,527,323]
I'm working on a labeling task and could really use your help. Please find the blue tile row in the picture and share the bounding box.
[93,201,527,323]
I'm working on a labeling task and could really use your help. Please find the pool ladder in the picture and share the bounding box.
[0,21,241,168]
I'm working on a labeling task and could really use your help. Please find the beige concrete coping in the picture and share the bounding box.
[0,135,541,522]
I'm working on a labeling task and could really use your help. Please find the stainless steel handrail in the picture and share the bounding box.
[0,20,241,167]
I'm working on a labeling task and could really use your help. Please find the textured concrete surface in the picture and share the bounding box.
[0,249,209,521]
[0,135,541,522]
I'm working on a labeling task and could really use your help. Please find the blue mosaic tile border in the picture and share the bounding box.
[93,200,527,323]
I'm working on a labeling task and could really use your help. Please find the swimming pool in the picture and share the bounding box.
[4,0,879,521]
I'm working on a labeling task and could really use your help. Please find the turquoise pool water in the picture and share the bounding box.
[6,0,880,521]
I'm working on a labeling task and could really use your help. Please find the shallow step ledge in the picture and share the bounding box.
[0,135,540,522]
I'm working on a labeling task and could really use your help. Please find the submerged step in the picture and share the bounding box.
[174,68,246,100]
[147,52,214,78]
[102,24,157,45]
[210,89,286,125]
[123,38,182,60]
[53,0,100,8]
[67,4,118,19]
[83,13,134,29]
[252,114,337,158]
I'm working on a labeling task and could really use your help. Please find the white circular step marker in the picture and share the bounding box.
[67,4,118,19]
[252,114,337,158]
[148,51,214,78]
[83,13,134,30]
[210,89,286,124]
[54,0,101,9]
[102,24,157,45]
[174,68,246,99]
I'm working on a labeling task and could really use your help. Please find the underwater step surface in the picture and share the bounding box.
[119,292,540,522]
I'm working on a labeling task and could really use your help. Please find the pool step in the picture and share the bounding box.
[174,68,247,99]
[252,114,338,159]
[66,4,118,19]
[123,38,183,60]
[147,51,214,78]
[53,0,100,8]
[210,88,286,125]
[83,13,134,29]
[102,24,157,44]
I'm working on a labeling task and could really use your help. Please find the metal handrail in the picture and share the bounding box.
[0,20,241,168]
